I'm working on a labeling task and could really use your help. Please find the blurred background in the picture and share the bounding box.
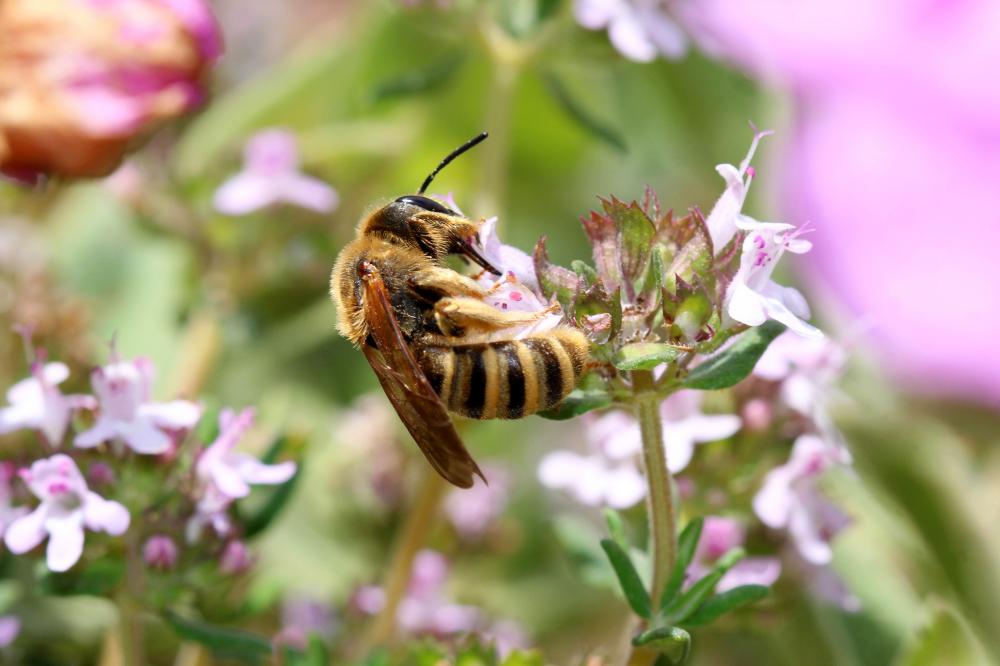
[1,0,999,664]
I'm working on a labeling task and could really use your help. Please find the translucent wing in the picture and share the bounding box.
[358,260,484,488]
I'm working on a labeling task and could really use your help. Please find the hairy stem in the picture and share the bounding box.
[363,468,447,648]
[632,369,677,609]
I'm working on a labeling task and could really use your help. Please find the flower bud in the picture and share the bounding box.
[0,0,222,179]
[143,535,178,570]
[219,539,252,574]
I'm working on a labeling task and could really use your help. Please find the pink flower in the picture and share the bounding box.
[681,0,1000,404]
[0,464,28,540]
[397,550,482,636]
[4,454,129,572]
[187,408,296,540]
[0,362,94,446]
[726,219,821,338]
[537,448,646,509]
[143,534,178,570]
[686,516,781,593]
[753,435,850,565]
[575,0,688,62]
[0,0,222,178]
[213,129,339,215]
[276,596,336,650]
[443,464,510,541]
[74,356,201,455]
[475,216,539,293]
[704,126,774,251]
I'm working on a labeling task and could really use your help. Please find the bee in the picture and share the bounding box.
[330,132,589,488]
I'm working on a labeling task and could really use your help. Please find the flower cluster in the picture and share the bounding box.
[0,343,297,576]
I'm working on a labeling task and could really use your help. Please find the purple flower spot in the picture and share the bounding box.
[510,291,523,302]
[754,235,766,249]
[48,481,71,496]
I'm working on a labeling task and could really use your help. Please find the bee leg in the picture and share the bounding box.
[410,267,486,298]
[434,296,560,333]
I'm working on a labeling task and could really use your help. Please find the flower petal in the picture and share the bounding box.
[686,414,743,443]
[73,418,117,448]
[213,173,281,215]
[759,290,824,339]
[231,454,296,486]
[280,175,339,213]
[727,281,769,327]
[788,503,833,565]
[83,492,130,535]
[752,467,795,528]
[44,513,85,572]
[718,557,782,592]
[120,419,172,455]
[608,10,658,62]
[603,464,647,508]
[4,506,48,554]
[141,400,202,430]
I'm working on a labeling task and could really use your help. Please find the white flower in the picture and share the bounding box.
[213,129,338,215]
[74,356,202,455]
[538,449,647,509]
[187,408,296,541]
[704,126,773,251]
[753,435,850,565]
[4,454,129,572]
[726,219,823,338]
[575,0,688,62]
[0,362,94,446]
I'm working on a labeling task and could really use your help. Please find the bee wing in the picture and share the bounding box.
[359,262,484,489]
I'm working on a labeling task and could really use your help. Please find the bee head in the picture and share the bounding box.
[363,195,501,275]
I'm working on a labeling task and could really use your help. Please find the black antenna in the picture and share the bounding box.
[418,131,488,194]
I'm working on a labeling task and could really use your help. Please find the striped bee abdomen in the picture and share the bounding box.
[418,328,589,420]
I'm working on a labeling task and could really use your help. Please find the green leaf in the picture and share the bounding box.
[613,342,684,372]
[571,259,601,287]
[164,610,272,664]
[241,457,302,539]
[661,518,704,608]
[632,626,691,664]
[683,321,786,390]
[664,547,745,623]
[600,539,652,618]
[682,585,770,627]
[604,508,629,550]
[603,197,655,288]
[538,387,611,420]
[533,237,580,310]
[370,52,466,104]
[664,210,714,286]
[542,72,626,153]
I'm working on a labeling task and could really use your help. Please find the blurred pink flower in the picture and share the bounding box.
[0,0,222,178]
[682,0,1000,404]
[753,435,850,565]
[537,448,646,509]
[143,534,178,570]
[75,356,201,455]
[187,408,296,540]
[687,516,781,592]
[0,616,19,648]
[443,464,510,541]
[0,362,94,446]
[213,129,338,215]
[0,464,28,541]
[5,454,129,572]
[276,596,337,650]
[574,0,688,62]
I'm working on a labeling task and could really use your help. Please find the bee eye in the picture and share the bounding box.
[395,195,454,215]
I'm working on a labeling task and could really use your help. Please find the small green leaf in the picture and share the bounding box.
[665,210,714,285]
[164,610,272,664]
[661,518,704,608]
[538,387,611,420]
[683,321,786,390]
[683,585,770,627]
[613,343,683,371]
[370,53,466,104]
[664,547,746,623]
[604,508,629,550]
[633,627,691,665]
[600,539,652,618]
[603,197,655,288]
[571,259,601,287]
[543,73,626,153]
[533,237,580,310]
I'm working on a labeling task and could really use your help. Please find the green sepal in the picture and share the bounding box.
[613,342,684,372]
[533,236,580,310]
[684,321,786,389]
[682,584,770,627]
[632,626,691,664]
[600,539,652,619]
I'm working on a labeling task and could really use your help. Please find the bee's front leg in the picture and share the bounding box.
[409,267,486,298]
[434,296,560,333]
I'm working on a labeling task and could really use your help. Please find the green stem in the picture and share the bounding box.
[361,468,447,649]
[631,369,677,610]
[119,531,146,666]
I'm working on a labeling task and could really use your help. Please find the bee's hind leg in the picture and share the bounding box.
[434,296,560,334]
